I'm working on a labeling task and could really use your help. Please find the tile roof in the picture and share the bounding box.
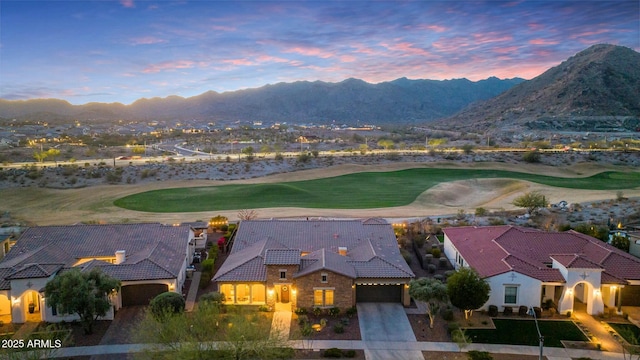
[7,263,63,280]
[0,223,192,286]
[445,225,640,284]
[214,219,414,282]
[295,248,356,278]
[264,249,301,265]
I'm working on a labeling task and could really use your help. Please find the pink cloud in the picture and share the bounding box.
[143,60,195,73]
[283,46,334,59]
[339,55,356,63]
[222,58,255,66]
[129,36,167,45]
[120,0,135,8]
[210,25,236,32]
[379,41,431,57]
[416,24,448,33]
[471,32,513,45]
[529,38,559,45]
[492,46,520,54]
[527,22,544,31]
[569,29,610,39]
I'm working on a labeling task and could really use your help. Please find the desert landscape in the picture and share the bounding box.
[1,151,638,226]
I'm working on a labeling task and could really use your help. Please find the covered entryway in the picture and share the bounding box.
[356,284,401,303]
[121,284,168,306]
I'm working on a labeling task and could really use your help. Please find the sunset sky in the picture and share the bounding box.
[1,0,638,105]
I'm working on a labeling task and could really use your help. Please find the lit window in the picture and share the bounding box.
[504,286,518,304]
[313,288,334,306]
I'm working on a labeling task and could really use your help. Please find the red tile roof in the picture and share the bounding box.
[444,225,640,284]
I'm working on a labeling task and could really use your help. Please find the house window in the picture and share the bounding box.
[279,270,286,280]
[313,288,334,307]
[321,273,328,283]
[504,286,518,304]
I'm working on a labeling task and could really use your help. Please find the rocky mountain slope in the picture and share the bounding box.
[437,44,640,134]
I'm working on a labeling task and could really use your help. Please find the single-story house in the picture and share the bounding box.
[213,219,414,309]
[0,223,195,323]
[443,225,640,315]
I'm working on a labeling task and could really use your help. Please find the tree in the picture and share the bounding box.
[611,235,630,252]
[44,268,121,334]
[46,148,61,164]
[241,146,254,156]
[149,292,185,320]
[33,150,48,163]
[512,191,548,214]
[523,150,541,163]
[238,209,258,221]
[461,144,474,154]
[447,268,490,319]
[408,277,448,328]
[377,139,394,150]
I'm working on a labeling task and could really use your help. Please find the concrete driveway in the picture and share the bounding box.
[357,303,417,342]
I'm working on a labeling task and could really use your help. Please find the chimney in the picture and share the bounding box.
[338,247,347,256]
[115,250,126,264]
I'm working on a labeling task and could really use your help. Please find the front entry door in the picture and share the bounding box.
[281,285,290,303]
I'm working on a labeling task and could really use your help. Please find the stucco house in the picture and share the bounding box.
[443,225,640,316]
[0,223,195,323]
[213,219,414,309]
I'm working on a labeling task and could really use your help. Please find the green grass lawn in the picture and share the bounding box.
[608,323,640,343]
[466,319,588,347]
[114,168,640,212]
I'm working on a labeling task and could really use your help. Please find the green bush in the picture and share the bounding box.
[328,307,341,317]
[343,350,356,358]
[298,315,309,326]
[313,307,322,316]
[201,259,215,273]
[199,271,212,289]
[200,291,224,306]
[323,348,343,358]
[346,306,357,317]
[523,151,541,163]
[149,292,185,319]
[333,323,344,334]
[431,248,441,258]
[441,308,454,321]
[294,307,307,315]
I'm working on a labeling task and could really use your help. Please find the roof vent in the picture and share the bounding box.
[115,250,126,264]
[338,247,347,256]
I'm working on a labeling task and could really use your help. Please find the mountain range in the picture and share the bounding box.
[0,78,523,125]
[1,44,638,131]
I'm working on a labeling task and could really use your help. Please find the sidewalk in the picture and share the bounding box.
[185,271,201,312]
[48,340,626,359]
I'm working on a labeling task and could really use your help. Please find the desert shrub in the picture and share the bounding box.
[149,292,185,320]
[447,322,460,334]
[201,259,215,273]
[294,307,307,315]
[475,207,488,216]
[414,236,425,249]
[298,315,309,326]
[431,248,441,258]
[439,257,449,269]
[340,317,350,326]
[424,253,433,265]
[441,307,454,321]
[328,307,341,317]
[444,270,455,279]
[400,249,412,265]
[488,305,498,317]
[343,350,356,358]
[313,307,322,316]
[346,306,357,317]
[258,305,269,312]
[427,264,437,274]
[323,348,343,358]
[518,306,528,317]
[333,323,344,334]
[523,151,541,163]
[468,350,493,360]
[200,291,225,306]
[503,306,513,316]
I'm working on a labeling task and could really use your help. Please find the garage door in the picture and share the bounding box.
[121,284,169,306]
[621,286,640,306]
[356,285,401,303]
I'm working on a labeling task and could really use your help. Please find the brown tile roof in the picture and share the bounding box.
[0,223,192,285]
[215,219,414,282]
[445,225,640,284]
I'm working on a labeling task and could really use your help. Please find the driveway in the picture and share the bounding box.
[357,303,417,342]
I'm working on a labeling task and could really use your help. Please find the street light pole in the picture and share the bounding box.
[528,307,544,360]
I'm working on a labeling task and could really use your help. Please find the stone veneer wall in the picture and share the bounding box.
[295,270,354,309]
[266,264,299,287]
